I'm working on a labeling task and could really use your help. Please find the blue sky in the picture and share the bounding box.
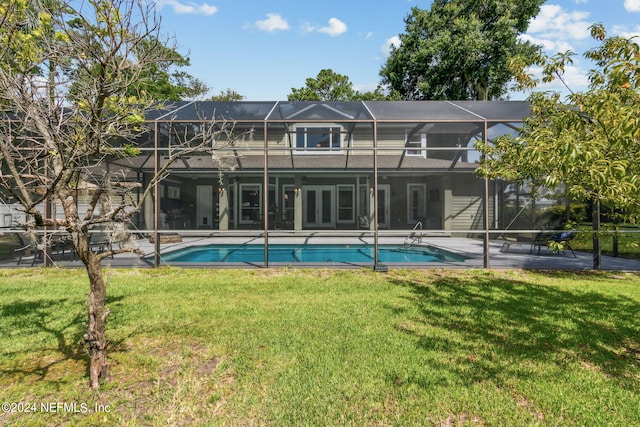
[154,0,640,100]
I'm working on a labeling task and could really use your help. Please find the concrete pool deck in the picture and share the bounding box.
[3,234,640,271]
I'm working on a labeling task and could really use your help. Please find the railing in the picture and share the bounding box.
[403,221,423,248]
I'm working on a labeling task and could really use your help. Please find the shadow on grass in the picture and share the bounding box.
[0,295,126,385]
[390,272,640,390]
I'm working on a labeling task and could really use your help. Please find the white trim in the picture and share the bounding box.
[292,124,344,154]
[405,131,427,158]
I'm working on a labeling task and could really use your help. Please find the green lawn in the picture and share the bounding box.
[0,268,638,426]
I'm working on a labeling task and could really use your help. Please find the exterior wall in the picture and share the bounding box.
[139,171,491,233]
[137,167,490,233]
[449,174,493,231]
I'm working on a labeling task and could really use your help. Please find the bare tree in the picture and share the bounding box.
[0,0,236,389]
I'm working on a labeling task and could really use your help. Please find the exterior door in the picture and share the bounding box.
[197,185,213,228]
[239,184,262,226]
[303,186,335,228]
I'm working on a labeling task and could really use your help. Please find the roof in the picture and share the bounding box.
[0,100,529,123]
[148,101,529,122]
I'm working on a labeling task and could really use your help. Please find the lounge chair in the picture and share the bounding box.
[531,231,576,257]
[499,232,534,253]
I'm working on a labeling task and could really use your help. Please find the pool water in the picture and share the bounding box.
[157,244,466,264]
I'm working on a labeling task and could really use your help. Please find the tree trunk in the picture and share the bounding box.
[75,232,109,389]
[85,255,109,388]
[592,198,601,270]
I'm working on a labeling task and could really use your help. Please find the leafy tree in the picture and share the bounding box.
[129,38,209,101]
[208,88,245,101]
[477,24,640,268]
[380,0,545,100]
[352,86,394,101]
[288,69,354,101]
[288,69,389,101]
[0,0,233,388]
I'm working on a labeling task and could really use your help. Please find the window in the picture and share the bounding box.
[294,126,342,153]
[405,132,426,158]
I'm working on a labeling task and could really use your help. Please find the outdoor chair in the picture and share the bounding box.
[531,231,576,257]
[550,231,576,257]
[499,233,533,253]
[14,233,44,265]
[52,234,75,261]
[88,228,114,258]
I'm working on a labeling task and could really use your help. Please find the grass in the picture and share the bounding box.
[0,268,639,426]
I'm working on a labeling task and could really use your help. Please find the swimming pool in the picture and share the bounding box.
[155,244,466,264]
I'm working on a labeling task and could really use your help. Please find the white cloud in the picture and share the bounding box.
[528,5,591,42]
[302,18,347,36]
[317,18,347,36]
[625,0,640,12]
[575,0,588,4]
[520,34,573,54]
[254,13,290,32]
[381,36,401,57]
[156,0,218,16]
[612,25,640,40]
[199,4,218,15]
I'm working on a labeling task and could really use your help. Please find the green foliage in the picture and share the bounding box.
[478,24,640,223]
[128,37,209,101]
[121,143,140,157]
[351,86,394,101]
[288,69,354,101]
[207,88,245,101]
[380,0,545,100]
[0,1,63,78]
[288,69,389,101]
[542,204,588,226]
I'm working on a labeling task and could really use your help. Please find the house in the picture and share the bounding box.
[108,100,529,237]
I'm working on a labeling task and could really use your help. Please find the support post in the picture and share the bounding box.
[483,121,490,269]
[592,198,601,270]
[153,122,160,268]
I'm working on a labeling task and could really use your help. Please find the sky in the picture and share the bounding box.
[153,0,640,101]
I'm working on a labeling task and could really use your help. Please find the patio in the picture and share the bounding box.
[3,233,639,271]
